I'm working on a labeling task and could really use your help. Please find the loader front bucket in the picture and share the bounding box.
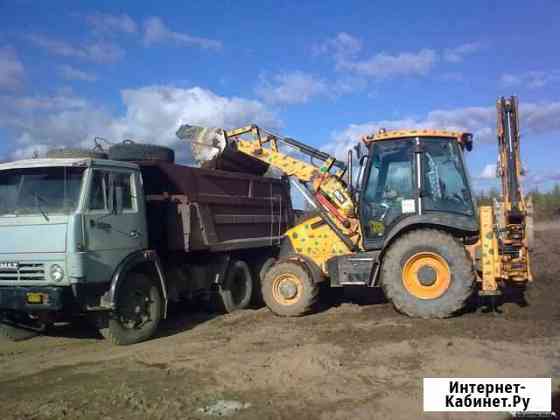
[176,124,270,175]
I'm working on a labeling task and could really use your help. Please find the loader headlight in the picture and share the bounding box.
[49,264,65,282]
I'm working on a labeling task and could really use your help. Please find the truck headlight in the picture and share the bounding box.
[50,264,65,282]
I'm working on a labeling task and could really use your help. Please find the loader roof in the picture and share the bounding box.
[362,129,472,145]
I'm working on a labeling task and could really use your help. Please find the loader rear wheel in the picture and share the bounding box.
[262,260,318,317]
[381,229,474,319]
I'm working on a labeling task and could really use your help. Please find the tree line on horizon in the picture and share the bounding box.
[476,184,560,220]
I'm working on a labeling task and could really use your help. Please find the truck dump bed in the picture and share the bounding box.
[137,161,294,254]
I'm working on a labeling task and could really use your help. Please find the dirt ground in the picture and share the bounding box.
[0,223,558,420]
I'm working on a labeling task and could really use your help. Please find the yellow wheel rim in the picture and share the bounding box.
[402,252,451,300]
[271,273,303,306]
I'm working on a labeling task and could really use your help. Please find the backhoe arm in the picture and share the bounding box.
[479,96,533,293]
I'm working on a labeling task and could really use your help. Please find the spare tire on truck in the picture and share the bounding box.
[109,140,175,163]
[46,148,108,159]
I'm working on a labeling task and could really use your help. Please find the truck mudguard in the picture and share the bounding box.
[104,250,169,318]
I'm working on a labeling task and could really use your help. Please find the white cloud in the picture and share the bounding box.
[500,71,560,89]
[86,12,138,35]
[313,32,362,64]
[59,65,97,82]
[255,71,368,105]
[325,102,560,160]
[255,71,328,105]
[143,17,222,50]
[0,46,24,90]
[339,48,437,79]
[27,34,124,63]
[0,86,279,161]
[316,33,482,80]
[443,42,482,63]
[478,163,497,180]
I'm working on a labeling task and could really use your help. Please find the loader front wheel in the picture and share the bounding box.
[381,229,474,318]
[262,260,318,317]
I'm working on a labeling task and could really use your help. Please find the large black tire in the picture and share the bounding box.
[109,141,175,163]
[46,148,108,159]
[380,229,474,319]
[250,256,276,307]
[0,322,39,341]
[213,260,253,313]
[262,260,319,317]
[99,273,163,345]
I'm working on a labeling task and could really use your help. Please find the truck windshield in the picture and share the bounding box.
[0,167,85,216]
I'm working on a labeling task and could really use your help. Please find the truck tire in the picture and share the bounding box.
[214,260,253,313]
[380,229,474,319]
[46,148,108,159]
[251,256,276,306]
[0,322,39,341]
[109,141,175,163]
[262,260,319,317]
[100,273,163,345]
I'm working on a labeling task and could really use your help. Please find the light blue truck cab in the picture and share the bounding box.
[0,157,163,344]
[0,154,294,344]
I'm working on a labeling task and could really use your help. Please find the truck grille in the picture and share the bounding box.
[0,263,46,281]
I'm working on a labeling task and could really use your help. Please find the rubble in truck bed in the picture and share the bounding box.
[176,124,270,176]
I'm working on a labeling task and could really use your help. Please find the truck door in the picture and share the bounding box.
[83,168,147,283]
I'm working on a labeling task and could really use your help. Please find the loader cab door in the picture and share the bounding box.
[359,136,476,250]
[359,138,417,249]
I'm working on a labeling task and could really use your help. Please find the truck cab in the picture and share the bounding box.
[0,157,148,337]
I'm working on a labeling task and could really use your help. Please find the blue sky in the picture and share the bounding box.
[1,0,559,192]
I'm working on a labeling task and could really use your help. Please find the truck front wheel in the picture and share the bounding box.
[100,273,163,345]
[262,260,319,317]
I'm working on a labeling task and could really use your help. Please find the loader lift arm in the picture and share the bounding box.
[223,125,362,248]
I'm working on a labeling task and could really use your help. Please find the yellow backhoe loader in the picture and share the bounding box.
[177,96,533,318]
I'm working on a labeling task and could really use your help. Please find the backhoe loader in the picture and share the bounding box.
[177,96,533,318]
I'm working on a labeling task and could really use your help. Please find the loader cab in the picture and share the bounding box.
[359,130,476,250]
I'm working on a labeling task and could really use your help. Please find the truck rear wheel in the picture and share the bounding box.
[214,260,253,313]
[380,229,474,319]
[262,260,319,317]
[100,273,163,345]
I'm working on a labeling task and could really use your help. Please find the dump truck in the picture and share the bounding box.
[0,143,294,344]
[179,96,533,318]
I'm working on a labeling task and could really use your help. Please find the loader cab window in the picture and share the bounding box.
[421,138,474,216]
[360,139,416,241]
